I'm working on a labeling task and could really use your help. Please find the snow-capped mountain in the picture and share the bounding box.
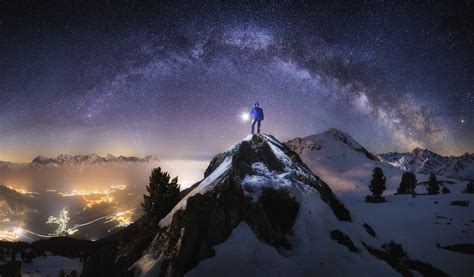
[285,128,393,194]
[286,128,379,162]
[0,154,159,169]
[133,134,459,276]
[29,154,159,167]
[380,148,474,181]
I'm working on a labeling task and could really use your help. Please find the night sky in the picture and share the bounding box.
[1,1,473,164]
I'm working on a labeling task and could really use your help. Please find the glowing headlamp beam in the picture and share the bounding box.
[241,112,250,122]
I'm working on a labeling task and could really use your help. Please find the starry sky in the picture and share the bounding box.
[1,1,473,164]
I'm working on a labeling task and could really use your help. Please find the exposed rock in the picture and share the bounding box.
[463,181,474,193]
[363,241,448,277]
[437,243,474,255]
[330,230,359,253]
[450,200,470,207]
[363,223,376,238]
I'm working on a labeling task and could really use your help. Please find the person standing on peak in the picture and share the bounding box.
[250,102,264,134]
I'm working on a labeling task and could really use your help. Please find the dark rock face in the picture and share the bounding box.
[155,178,245,277]
[330,230,359,253]
[310,178,352,221]
[138,134,353,276]
[147,180,299,276]
[257,188,300,249]
[437,243,474,255]
[463,181,474,193]
[450,200,470,207]
[363,241,448,277]
[363,223,376,238]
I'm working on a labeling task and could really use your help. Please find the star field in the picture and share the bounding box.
[0,1,472,162]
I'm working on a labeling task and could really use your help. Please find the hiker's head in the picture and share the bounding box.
[254,102,260,107]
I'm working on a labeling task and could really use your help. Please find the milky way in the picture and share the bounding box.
[0,1,473,163]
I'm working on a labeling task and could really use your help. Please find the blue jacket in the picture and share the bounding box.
[250,107,264,121]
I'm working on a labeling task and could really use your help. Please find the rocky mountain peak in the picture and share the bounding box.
[134,134,352,276]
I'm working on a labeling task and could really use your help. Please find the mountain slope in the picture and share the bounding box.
[133,134,446,276]
[285,129,474,276]
[285,128,391,194]
[380,148,474,181]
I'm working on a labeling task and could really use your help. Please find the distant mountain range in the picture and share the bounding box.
[0,154,159,168]
[286,128,474,181]
[380,148,474,181]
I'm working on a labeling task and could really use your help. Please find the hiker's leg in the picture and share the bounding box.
[251,119,256,134]
[257,120,261,133]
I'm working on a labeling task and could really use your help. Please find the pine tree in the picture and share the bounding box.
[397,172,417,194]
[427,173,440,195]
[142,167,180,221]
[369,167,386,197]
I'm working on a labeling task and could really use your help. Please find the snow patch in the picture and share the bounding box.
[241,162,293,201]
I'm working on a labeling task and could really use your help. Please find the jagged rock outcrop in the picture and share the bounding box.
[133,134,355,276]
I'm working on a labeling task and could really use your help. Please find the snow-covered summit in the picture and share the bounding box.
[286,128,379,161]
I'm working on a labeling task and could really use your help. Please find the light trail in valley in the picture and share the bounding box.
[0,208,138,242]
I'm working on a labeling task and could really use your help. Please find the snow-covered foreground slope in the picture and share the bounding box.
[286,128,474,276]
[134,134,458,276]
[21,255,82,277]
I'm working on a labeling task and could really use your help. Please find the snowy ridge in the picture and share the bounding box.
[286,128,379,162]
[380,148,474,181]
[0,154,159,168]
[158,156,232,227]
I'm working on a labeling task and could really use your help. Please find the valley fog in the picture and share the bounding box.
[0,158,206,241]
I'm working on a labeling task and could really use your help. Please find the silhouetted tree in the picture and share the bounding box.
[142,167,180,221]
[369,167,386,197]
[427,173,440,195]
[366,167,386,202]
[397,172,417,194]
